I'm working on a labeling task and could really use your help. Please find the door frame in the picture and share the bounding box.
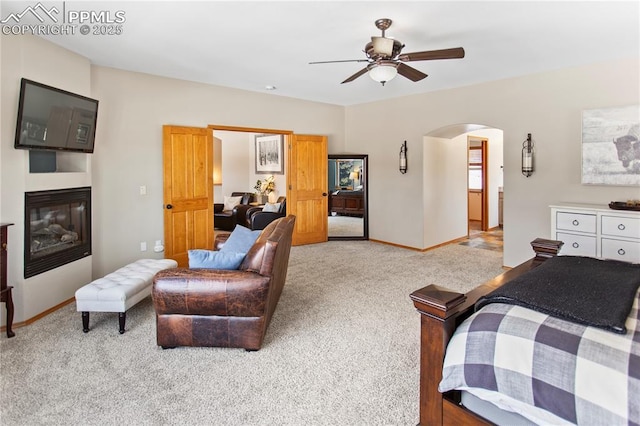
[208,125,293,135]
[208,125,329,245]
[467,137,489,233]
[207,124,294,201]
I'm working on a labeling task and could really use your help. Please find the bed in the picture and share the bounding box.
[410,238,640,425]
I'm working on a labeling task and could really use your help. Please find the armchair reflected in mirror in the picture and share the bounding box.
[328,154,368,240]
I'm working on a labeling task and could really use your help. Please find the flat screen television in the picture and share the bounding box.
[14,78,99,154]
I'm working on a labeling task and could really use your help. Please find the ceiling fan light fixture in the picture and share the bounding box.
[309,19,465,86]
[372,36,394,56]
[369,64,398,85]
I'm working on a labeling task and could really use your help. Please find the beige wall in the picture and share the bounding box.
[214,130,287,203]
[344,57,640,266]
[215,130,253,198]
[90,67,344,279]
[1,35,345,324]
[2,32,638,325]
[1,35,93,324]
[423,135,468,247]
[422,128,504,247]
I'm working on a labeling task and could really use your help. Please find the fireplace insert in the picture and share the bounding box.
[24,187,91,278]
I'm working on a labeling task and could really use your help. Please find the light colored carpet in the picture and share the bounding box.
[0,241,504,425]
[328,215,364,237]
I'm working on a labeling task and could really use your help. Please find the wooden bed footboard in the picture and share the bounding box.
[409,238,563,426]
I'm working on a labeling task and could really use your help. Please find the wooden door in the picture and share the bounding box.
[287,134,328,245]
[480,139,489,231]
[467,137,489,232]
[162,125,214,266]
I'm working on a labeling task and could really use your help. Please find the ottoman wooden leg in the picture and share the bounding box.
[118,312,126,334]
[82,311,90,333]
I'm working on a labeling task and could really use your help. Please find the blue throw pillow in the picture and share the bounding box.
[188,250,245,270]
[220,225,261,254]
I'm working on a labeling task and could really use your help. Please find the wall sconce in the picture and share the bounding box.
[522,133,534,177]
[399,140,407,174]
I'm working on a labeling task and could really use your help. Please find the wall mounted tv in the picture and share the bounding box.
[14,78,99,154]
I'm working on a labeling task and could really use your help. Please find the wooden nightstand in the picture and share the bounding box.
[1,223,15,338]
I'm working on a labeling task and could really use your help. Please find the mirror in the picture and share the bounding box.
[328,154,368,240]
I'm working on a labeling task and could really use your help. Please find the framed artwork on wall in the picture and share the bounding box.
[582,104,640,186]
[255,134,284,174]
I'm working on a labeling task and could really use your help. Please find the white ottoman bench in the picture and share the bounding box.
[75,258,177,334]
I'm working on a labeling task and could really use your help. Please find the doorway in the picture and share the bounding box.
[468,137,488,233]
[422,125,503,252]
[327,154,368,240]
[208,125,328,245]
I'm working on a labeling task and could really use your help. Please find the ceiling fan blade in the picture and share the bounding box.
[309,59,370,65]
[396,63,428,82]
[341,67,369,84]
[398,47,465,62]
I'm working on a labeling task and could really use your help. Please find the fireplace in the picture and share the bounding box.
[24,187,91,278]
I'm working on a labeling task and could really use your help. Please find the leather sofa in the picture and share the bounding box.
[244,196,286,230]
[152,215,296,350]
[214,191,254,231]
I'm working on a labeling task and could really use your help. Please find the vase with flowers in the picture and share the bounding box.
[254,175,276,204]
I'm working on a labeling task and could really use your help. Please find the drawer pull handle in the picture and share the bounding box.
[618,224,626,231]
[572,220,579,226]
[618,249,626,256]
[572,242,579,248]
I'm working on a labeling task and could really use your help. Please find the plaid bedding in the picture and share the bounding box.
[439,289,640,425]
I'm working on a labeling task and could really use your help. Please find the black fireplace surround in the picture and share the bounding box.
[24,187,91,278]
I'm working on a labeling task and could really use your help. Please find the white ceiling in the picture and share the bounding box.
[2,1,639,106]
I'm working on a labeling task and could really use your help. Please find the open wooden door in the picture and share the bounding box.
[479,139,489,231]
[467,137,489,233]
[162,125,214,266]
[287,134,328,245]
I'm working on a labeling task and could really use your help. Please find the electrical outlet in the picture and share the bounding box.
[153,240,164,253]
[140,242,147,251]
[139,185,147,195]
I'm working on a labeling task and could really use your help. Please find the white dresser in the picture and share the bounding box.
[550,203,640,263]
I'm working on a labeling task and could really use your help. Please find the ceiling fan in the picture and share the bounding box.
[309,18,465,86]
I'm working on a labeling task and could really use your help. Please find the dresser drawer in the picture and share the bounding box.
[556,232,597,257]
[601,215,640,239]
[556,212,596,234]
[601,238,640,263]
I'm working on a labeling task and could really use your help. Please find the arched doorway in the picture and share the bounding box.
[423,124,504,251]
